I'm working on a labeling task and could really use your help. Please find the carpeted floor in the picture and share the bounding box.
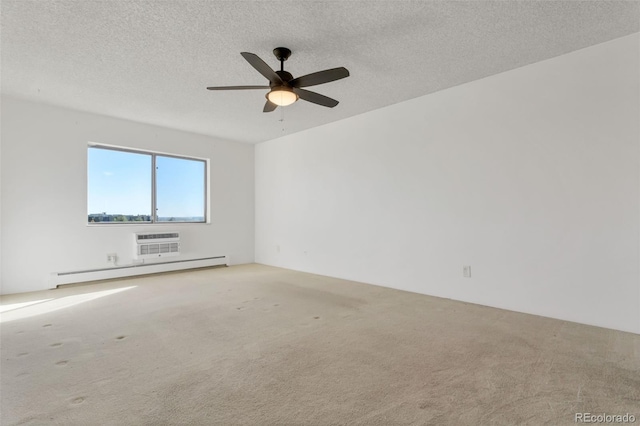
[1,264,639,425]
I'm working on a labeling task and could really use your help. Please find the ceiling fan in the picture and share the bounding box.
[206,47,349,113]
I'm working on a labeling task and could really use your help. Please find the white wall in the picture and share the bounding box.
[1,97,254,294]
[256,34,640,334]
[0,99,3,290]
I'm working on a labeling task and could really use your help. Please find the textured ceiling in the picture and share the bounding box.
[2,1,638,144]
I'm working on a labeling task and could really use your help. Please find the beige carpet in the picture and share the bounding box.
[1,264,639,425]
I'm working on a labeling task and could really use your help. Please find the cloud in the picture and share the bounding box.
[103,171,113,176]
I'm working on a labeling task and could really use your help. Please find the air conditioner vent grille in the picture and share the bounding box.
[137,233,179,241]
[139,242,179,255]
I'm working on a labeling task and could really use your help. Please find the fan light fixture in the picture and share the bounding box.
[267,87,298,106]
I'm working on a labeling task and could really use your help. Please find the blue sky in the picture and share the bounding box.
[88,148,205,217]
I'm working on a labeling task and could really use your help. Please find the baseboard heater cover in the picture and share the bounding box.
[51,256,227,287]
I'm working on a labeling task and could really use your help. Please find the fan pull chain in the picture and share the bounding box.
[280,107,285,132]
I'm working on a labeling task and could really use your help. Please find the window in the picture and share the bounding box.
[88,146,206,224]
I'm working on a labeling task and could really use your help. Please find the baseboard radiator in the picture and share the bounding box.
[51,256,227,288]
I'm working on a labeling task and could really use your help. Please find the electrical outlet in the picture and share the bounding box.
[107,253,117,263]
[463,265,471,278]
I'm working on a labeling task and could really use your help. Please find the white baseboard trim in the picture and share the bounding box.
[50,256,227,287]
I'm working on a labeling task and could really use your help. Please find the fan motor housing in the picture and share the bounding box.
[274,70,294,85]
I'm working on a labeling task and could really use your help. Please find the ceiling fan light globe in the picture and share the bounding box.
[267,88,298,106]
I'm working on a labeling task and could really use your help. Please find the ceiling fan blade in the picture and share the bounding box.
[241,52,283,85]
[263,100,278,113]
[206,85,270,90]
[290,67,349,88]
[293,88,339,108]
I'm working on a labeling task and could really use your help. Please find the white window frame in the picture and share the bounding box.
[88,144,208,225]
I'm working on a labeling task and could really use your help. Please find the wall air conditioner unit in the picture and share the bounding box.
[134,232,181,259]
